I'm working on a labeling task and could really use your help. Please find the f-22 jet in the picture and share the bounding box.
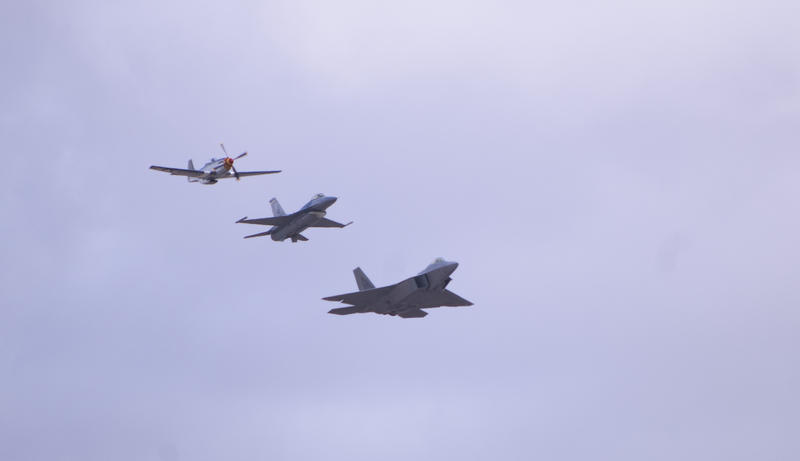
[236,194,352,242]
[324,258,473,318]
[149,144,281,184]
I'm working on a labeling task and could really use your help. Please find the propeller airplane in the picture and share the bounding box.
[150,144,281,184]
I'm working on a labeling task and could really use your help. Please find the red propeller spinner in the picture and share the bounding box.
[220,143,248,180]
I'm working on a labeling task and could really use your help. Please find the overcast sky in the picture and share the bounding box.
[1,1,799,460]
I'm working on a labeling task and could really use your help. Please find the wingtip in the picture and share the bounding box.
[344,221,354,227]
[236,216,248,223]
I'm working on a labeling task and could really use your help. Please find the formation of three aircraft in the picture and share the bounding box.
[150,145,473,318]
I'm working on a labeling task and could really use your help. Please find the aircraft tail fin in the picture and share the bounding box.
[353,267,375,291]
[187,159,198,182]
[270,198,286,217]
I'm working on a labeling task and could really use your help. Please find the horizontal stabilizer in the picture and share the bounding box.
[243,230,273,239]
[323,285,394,305]
[328,306,362,315]
[237,216,293,226]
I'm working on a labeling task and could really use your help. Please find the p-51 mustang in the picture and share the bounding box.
[149,144,281,184]
[324,258,473,318]
[236,193,352,242]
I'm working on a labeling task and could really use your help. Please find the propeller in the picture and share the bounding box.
[220,143,248,180]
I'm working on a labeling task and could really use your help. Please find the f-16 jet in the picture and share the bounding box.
[236,193,352,242]
[324,258,473,318]
[149,144,280,184]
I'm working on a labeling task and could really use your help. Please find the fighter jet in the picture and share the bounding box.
[236,193,352,242]
[149,144,281,184]
[324,258,473,318]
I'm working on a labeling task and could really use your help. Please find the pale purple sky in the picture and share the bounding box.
[1,1,799,460]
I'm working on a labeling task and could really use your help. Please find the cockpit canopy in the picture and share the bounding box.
[418,257,450,275]
[302,193,327,210]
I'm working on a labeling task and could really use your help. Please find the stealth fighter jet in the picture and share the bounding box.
[324,258,473,318]
[236,194,352,242]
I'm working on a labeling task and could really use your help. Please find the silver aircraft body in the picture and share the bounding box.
[236,194,352,242]
[149,144,280,184]
[324,258,473,318]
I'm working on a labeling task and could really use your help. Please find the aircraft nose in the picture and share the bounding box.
[323,196,338,207]
[446,261,459,275]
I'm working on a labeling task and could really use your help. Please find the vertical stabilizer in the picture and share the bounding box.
[187,159,197,182]
[270,198,286,217]
[353,267,375,291]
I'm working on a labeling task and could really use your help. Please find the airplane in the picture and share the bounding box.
[236,193,352,242]
[149,144,281,184]
[323,258,473,318]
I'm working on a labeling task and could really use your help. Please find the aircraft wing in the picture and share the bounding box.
[311,218,353,228]
[236,216,293,226]
[323,285,394,306]
[149,165,206,178]
[408,289,473,308]
[220,170,281,178]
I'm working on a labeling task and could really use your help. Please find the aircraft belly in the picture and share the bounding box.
[273,212,325,240]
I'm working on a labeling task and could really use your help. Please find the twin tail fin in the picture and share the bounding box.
[353,267,375,291]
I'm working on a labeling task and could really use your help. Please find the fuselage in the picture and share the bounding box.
[197,158,233,184]
[271,195,338,241]
[372,260,459,315]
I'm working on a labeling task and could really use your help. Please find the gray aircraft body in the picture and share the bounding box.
[324,258,473,318]
[236,194,352,242]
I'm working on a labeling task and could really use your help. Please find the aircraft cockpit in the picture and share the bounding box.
[302,193,327,209]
